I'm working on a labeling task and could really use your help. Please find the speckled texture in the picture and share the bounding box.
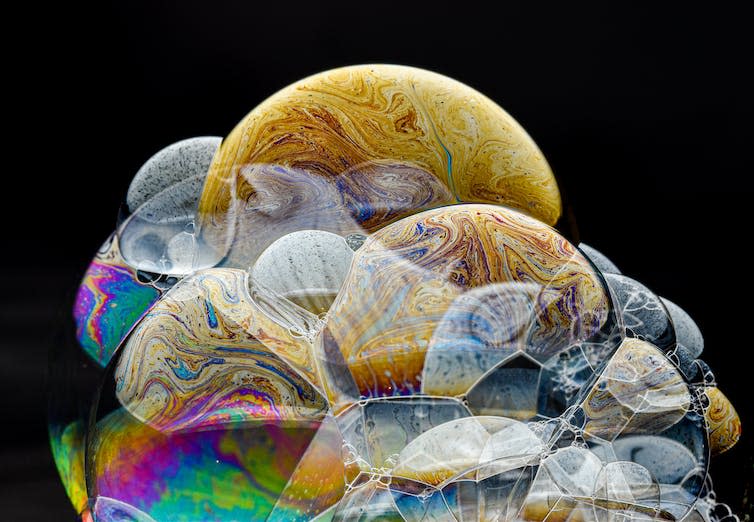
[661,297,704,358]
[252,230,353,310]
[578,243,621,274]
[605,273,675,351]
[127,136,221,212]
[119,137,224,275]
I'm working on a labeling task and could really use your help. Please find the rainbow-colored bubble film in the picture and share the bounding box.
[49,420,87,514]
[50,65,743,521]
[87,407,341,521]
[73,235,160,367]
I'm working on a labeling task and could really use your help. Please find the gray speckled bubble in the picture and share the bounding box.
[127,136,222,212]
[251,230,354,313]
[119,174,222,275]
[578,243,621,275]
[661,297,704,358]
[604,273,675,350]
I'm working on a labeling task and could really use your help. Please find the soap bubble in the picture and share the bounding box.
[50,65,742,521]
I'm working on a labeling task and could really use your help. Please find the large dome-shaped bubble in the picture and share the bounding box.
[49,65,742,522]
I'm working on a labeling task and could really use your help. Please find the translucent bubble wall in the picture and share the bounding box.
[49,65,742,522]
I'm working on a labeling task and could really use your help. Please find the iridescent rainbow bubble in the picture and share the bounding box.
[73,235,161,367]
[49,65,743,522]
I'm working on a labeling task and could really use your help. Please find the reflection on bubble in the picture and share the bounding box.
[50,64,742,521]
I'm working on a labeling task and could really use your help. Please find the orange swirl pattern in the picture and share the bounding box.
[704,387,742,455]
[322,204,608,403]
[115,268,327,432]
[200,161,453,268]
[197,64,561,267]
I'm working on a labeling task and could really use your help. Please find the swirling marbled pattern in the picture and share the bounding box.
[88,407,322,521]
[200,161,454,269]
[73,234,160,366]
[115,268,327,432]
[197,64,561,268]
[704,386,741,455]
[581,338,692,439]
[322,204,609,403]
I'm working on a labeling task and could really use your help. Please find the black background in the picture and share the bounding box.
[3,2,752,519]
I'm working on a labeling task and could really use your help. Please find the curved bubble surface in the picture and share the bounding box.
[48,65,742,521]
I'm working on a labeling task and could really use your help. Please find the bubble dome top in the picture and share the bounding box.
[48,64,742,522]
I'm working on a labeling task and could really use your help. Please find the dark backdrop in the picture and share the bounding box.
[4,2,752,519]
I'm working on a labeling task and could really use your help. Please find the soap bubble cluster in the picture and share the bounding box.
[49,65,742,521]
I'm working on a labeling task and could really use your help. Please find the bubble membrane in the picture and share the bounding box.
[48,64,742,521]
